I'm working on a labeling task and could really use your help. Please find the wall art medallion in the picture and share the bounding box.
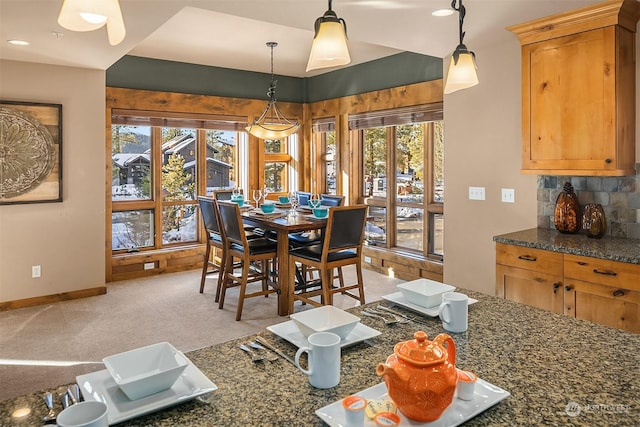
[0,101,62,205]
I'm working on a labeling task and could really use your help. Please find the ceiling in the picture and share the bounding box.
[0,0,603,78]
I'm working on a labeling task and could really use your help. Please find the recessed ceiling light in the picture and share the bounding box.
[7,39,30,46]
[432,8,455,17]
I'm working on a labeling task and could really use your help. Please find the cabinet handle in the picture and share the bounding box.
[612,289,626,297]
[565,285,573,292]
[593,269,617,276]
[605,158,612,164]
[517,255,537,262]
[577,261,587,266]
[553,283,561,293]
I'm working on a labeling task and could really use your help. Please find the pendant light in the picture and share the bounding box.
[58,0,126,46]
[246,42,300,140]
[443,0,478,94]
[306,0,351,72]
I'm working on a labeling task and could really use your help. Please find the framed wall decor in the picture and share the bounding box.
[0,100,63,205]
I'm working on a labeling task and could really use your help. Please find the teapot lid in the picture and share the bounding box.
[394,331,448,366]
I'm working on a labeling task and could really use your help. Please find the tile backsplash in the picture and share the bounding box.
[537,164,640,239]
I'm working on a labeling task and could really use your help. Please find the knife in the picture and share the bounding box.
[254,336,295,366]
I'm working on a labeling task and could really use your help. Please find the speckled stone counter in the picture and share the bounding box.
[494,228,640,264]
[2,291,639,426]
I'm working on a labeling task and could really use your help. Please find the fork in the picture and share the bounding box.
[361,309,398,325]
[367,307,411,324]
[239,344,265,363]
[248,341,278,362]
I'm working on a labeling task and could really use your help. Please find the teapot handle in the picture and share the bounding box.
[435,333,456,366]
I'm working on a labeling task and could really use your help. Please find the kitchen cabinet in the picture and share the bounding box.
[496,243,640,333]
[495,243,564,313]
[564,253,640,333]
[508,0,639,176]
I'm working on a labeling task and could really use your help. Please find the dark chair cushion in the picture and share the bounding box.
[230,238,277,255]
[288,230,322,247]
[290,244,357,262]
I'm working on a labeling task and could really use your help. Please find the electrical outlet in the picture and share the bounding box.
[143,262,155,270]
[469,186,485,200]
[32,265,41,278]
[364,256,372,263]
[501,188,515,203]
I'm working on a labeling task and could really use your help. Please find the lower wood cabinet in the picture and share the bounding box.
[496,243,640,333]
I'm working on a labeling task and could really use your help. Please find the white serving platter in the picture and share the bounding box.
[77,355,217,425]
[316,378,510,427]
[381,292,478,317]
[267,320,381,348]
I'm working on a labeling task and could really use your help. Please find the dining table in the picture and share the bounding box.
[2,287,638,426]
[241,205,327,316]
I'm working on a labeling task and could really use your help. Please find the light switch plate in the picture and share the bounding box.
[469,186,485,200]
[501,188,515,203]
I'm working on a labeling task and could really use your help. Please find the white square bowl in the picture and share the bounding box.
[290,306,360,340]
[102,342,189,400]
[397,279,455,308]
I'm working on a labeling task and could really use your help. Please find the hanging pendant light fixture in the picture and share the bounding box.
[443,0,478,94]
[306,0,351,72]
[246,42,300,140]
[58,0,126,46]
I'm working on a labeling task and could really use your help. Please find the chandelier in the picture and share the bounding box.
[246,42,300,140]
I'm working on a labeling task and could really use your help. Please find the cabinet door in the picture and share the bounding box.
[564,279,640,333]
[523,27,617,172]
[496,264,564,314]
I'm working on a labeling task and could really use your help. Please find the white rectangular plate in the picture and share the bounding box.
[382,292,478,317]
[316,379,510,427]
[267,320,381,348]
[77,354,217,425]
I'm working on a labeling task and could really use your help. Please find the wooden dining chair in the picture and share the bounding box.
[288,205,367,313]
[197,197,227,302]
[216,201,279,321]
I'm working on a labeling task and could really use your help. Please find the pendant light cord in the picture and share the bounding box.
[451,0,466,45]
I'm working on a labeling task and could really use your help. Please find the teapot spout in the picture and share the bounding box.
[376,362,395,379]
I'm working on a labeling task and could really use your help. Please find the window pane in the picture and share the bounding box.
[396,207,424,251]
[264,139,282,153]
[365,206,387,246]
[363,128,387,197]
[265,162,286,192]
[161,128,197,202]
[162,204,197,244]
[112,210,154,250]
[433,121,444,202]
[111,125,152,201]
[205,130,236,193]
[325,131,337,194]
[395,124,424,203]
[430,213,444,256]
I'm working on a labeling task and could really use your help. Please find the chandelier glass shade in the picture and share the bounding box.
[306,0,351,72]
[246,42,300,140]
[58,0,126,46]
[443,0,478,94]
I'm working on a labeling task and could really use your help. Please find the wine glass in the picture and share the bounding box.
[262,185,270,203]
[289,191,299,217]
[232,187,241,199]
[309,193,321,209]
[252,189,262,209]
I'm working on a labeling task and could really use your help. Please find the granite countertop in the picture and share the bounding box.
[2,290,639,426]
[494,228,640,264]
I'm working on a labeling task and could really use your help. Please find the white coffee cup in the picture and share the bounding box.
[294,331,341,389]
[438,292,469,333]
[56,401,108,427]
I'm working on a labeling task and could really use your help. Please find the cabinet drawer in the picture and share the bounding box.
[496,243,563,275]
[564,254,640,291]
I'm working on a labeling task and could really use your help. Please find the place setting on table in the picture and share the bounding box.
[256,279,510,427]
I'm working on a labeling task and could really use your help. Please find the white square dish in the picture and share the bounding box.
[289,305,360,340]
[103,342,189,400]
[397,279,455,308]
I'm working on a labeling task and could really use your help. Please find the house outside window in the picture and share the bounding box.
[110,111,245,253]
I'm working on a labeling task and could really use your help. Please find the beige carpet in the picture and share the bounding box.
[0,267,402,401]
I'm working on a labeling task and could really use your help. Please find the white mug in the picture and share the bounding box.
[56,401,108,427]
[294,331,341,389]
[438,292,469,333]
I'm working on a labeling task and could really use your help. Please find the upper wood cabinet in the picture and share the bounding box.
[508,0,640,176]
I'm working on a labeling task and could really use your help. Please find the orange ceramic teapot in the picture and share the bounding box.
[376,331,457,422]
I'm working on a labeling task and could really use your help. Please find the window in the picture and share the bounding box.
[352,103,444,260]
[263,137,293,194]
[110,110,245,253]
[312,118,337,195]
